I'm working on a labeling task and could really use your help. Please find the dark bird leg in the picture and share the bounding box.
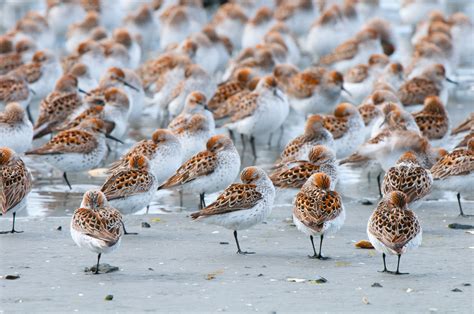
[308,235,318,258]
[0,213,23,234]
[317,234,328,260]
[228,129,235,142]
[377,172,383,198]
[250,136,257,161]
[146,205,150,215]
[26,105,34,123]
[240,133,246,156]
[457,193,472,217]
[199,193,206,209]
[94,253,101,274]
[378,253,389,273]
[179,190,183,208]
[267,133,273,147]
[63,172,72,190]
[395,254,409,275]
[277,125,284,148]
[122,221,138,235]
[234,230,255,255]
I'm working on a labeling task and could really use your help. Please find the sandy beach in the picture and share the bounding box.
[1,197,472,313]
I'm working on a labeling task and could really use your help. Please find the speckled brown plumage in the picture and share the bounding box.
[368,191,421,255]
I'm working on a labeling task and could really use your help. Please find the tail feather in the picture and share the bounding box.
[339,153,370,165]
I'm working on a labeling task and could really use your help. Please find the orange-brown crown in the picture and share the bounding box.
[55,74,78,91]
[81,190,107,210]
[387,191,407,209]
[3,102,25,122]
[151,129,175,143]
[308,145,335,163]
[305,114,325,134]
[0,147,14,165]
[32,50,52,63]
[235,68,254,83]
[15,38,36,53]
[312,172,331,190]
[69,63,88,77]
[326,71,344,85]
[186,91,207,106]
[108,67,126,79]
[206,134,233,152]
[104,87,129,107]
[113,28,132,48]
[397,151,418,164]
[128,154,148,169]
[423,96,445,115]
[252,7,273,24]
[334,102,357,117]
[240,166,262,183]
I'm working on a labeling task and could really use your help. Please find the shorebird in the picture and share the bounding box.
[0,102,33,154]
[159,135,240,209]
[241,7,274,49]
[382,151,433,209]
[278,115,335,164]
[71,190,123,274]
[101,154,157,233]
[190,166,275,255]
[33,74,84,139]
[108,129,182,184]
[210,3,248,51]
[368,191,422,275]
[397,64,455,107]
[411,96,450,145]
[293,173,345,259]
[26,118,119,189]
[430,139,474,217]
[0,147,32,233]
[270,145,338,189]
[224,75,289,160]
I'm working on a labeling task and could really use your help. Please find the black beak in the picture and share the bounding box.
[29,88,36,95]
[273,88,284,101]
[203,103,211,111]
[341,86,352,96]
[116,77,140,91]
[446,77,459,85]
[78,88,90,96]
[105,133,124,144]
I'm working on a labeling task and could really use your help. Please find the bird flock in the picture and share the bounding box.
[0,0,473,276]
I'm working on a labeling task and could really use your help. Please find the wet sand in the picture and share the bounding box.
[1,197,472,313]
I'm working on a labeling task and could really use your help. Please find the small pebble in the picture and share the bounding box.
[360,199,373,206]
[258,274,264,277]
[371,282,383,288]
[219,242,229,245]
[5,274,20,280]
[56,226,62,231]
[451,288,462,292]
[141,222,151,228]
[462,283,471,286]
[448,223,474,230]
[104,294,113,301]
[362,296,370,305]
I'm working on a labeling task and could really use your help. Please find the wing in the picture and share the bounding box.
[168,113,190,131]
[208,81,245,110]
[107,141,155,174]
[14,62,42,83]
[0,158,32,214]
[287,72,320,98]
[213,90,250,120]
[451,114,473,135]
[398,78,440,106]
[27,130,98,155]
[35,92,82,130]
[430,150,474,179]
[369,206,421,253]
[191,183,263,218]
[345,64,369,83]
[55,105,104,131]
[320,39,358,65]
[101,169,154,201]
[293,188,343,232]
[270,162,320,188]
[71,208,121,245]
[159,151,217,188]
[323,116,348,139]
[230,92,259,122]
[280,135,306,161]
[0,54,23,75]
[414,114,449,140]
[382,165,432,203]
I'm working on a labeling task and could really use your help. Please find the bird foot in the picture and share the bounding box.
[459,213,473,218]
[0,229,23,234]
[308,254,329,260]
[378,269,409,275]
[124,231,138,235]
[237,250,255,255]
